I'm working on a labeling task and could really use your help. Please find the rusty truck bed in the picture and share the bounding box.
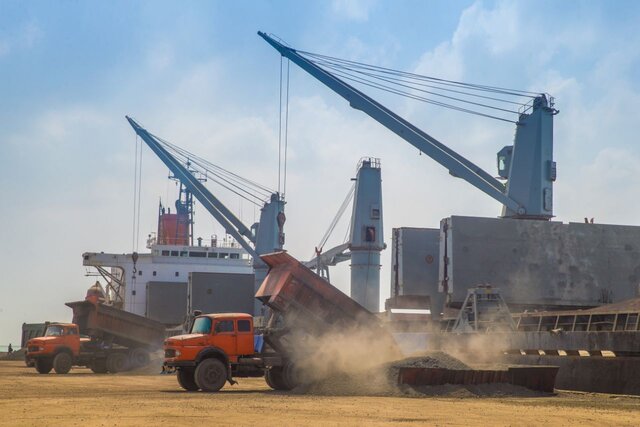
[66,300,165,349]
[256,251,381,332]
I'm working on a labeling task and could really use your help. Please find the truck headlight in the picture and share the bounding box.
[164,348,180,358]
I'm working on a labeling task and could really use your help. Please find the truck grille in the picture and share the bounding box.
[164,349,176,358]
[28,346,39,353]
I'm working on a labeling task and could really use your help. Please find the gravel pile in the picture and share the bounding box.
[292,351,541,398]
[390,352,471,370]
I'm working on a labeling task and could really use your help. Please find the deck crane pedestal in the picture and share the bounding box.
[258,31,558,220]
[126,117,285,316]
[305,158,385,312]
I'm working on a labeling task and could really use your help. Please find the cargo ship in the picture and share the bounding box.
[82,182,254,326]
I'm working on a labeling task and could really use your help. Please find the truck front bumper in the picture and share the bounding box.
[165,360,197,368]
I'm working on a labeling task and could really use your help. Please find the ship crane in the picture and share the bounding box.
[304,158,385,312]
[126,117,285,315]
[259,32,559,220]
[305,182,355,281]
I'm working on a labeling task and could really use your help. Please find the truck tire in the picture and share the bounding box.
[265,368,289,390]
[90,358,108,374]
[282,362,300,390]
[266,367,289,390]
[129,348,150,368]
[267,363,298,391]
[53,352,73,374]
[177,368,199,391]
[35,358,53,374]
[194,358,227,392]
[264,369,277,389]
[106,353,128,373]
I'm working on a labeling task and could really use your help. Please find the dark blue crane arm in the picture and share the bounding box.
[126,116,261,259]
[258,32,524,215]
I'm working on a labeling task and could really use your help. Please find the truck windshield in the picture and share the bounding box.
[44,326,64,336]
[191,317,212,334]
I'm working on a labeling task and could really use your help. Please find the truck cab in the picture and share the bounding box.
[26,323,81,374]
[164,313,265,392]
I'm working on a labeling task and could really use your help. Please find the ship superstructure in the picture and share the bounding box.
[83,184,253,322]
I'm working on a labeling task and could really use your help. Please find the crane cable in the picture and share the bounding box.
[321,63,522,114]
[136,141,143,252]
[312,57,530,106]
[278,57,291,197]
[157,136,273,196]
[283,59,291,197]
[132,134,138,252]
[299,50,541,97]
[278,56,283,194]
[148,132,275,207]
[328,67,519,124]
[132,134,144,252]
[295,49,547,124]
[313,183,355,257]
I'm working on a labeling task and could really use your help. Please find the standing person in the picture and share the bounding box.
[7,344,13,354]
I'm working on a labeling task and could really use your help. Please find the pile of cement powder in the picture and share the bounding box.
[292,351,540,397]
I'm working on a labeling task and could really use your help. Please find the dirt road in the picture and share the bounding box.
[1,361,639,426]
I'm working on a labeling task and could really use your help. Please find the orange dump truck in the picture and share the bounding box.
[27,300,165,374]
[164,251,397,392]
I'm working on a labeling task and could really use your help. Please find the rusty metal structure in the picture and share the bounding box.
[399,365,558,393]
[256,251,388,339]
[67,300,165,350]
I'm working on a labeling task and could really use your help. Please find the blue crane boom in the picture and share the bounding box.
[125,116,260,260]
[259,32,557,219]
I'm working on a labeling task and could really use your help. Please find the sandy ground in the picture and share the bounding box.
[1,361,640,426]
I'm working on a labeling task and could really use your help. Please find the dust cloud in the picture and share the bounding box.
[282,316,487,396]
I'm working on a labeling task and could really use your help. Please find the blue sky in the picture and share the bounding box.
[1,1,639,345]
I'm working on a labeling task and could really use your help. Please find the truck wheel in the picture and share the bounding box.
[177,368,199,391]
[282,362,300,390]
[129,348,150,368]
[91,358,108,374]
[267,363,298,391]
[194,358,227,392]
[266,367,288,390]
[264,369,277,389]
[106,353,129,373]
[35,358,53,374]
[53,353,73,374]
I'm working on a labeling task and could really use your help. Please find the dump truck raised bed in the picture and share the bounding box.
[26,300,165,374]
[164,251,399,392]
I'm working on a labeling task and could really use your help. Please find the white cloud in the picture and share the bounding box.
[37,108,109,144]
[0,19,43,58]
[453,1,520,55]
[331,0,377,22]
[147,42,175,71]
[412,40,464,82]
[22,21,43,48]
